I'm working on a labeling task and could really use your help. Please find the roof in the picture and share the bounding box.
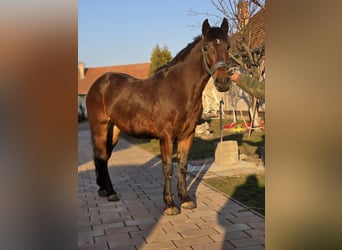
[78,62,150,95]
[229,7,265,55]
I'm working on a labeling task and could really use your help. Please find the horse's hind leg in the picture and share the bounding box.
[177,133,196,209]
[91,120,120,201]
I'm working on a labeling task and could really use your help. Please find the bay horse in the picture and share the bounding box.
[86,18,231,215]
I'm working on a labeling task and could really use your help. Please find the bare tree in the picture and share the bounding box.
[188,0,265,79]
[188,0,265,34]
[189,0,266,128]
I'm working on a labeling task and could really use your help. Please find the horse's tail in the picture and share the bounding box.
[106,120,114,157]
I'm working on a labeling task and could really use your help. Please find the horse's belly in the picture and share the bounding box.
[111,114,161,139]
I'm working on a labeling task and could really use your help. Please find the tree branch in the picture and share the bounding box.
[229,52,244,66]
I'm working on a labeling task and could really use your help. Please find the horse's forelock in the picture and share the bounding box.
[204,27,228,41]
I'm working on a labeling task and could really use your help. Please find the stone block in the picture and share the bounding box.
[214,140,238,165]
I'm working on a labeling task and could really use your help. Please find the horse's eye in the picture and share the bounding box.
[202,45,209,53]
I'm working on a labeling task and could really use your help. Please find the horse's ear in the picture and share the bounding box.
[202,19,210,36]
[220,18,229,34]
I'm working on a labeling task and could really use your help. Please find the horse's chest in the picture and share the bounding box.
[177,102,202,136]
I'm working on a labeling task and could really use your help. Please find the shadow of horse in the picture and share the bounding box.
[218,174,265,249]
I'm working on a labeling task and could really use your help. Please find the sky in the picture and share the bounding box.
[78,1,223,67]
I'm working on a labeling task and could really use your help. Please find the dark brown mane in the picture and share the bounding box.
[155,36,202,73]
[169,36,201,65]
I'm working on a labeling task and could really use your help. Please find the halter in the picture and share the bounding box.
[202,46,230,76]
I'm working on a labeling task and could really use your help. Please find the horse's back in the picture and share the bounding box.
[86,72,130,120]
[86,70,198,140]
[88,72,136,93]
[87,72,137,103]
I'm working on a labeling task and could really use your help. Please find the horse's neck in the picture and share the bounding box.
[174,44,211,102]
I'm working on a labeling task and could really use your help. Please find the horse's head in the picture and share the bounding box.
[201,18,231,92]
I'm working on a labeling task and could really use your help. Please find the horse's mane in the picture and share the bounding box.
[155,36,202,73]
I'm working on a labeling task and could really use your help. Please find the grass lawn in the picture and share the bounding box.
[205,173,265,215]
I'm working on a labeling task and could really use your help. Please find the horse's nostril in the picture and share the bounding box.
[225,77,231,86]
[215,78,229,86]
[215,78,222,86]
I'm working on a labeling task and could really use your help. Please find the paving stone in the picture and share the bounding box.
[192,241,235,250]
[78,236,94,246]
[128,209,154,219]
[128,230,148,240]
[124,217,157,226]
[225,223,252,232]
[184,208,218,218]
[94,232,130,243]
[140,240,176,250]
[245,228,265,237]
[145,231,182,243]
[230,236,265,248]
[169,247,192,250]
[197,220,232,231]
[211,222,249,234]
[247,221,265,229]
[107,237,145,249]
[79,225,92,233]
[233,211,258,217]
[165,217,203,227]
[180,228,218,238]
[136,222,156,231]
[172,222,201,232]
[217,211,238,220]
[78,130,264,249]
[78,242,109,250]
[209,230,250,241]
[229,216,264,224]
[173,235,214,248]
[105,225,139,235]
[235,245,265,250]
[78,229,105,238]
[92,222,124,231]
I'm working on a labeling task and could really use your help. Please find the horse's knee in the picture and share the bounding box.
[177,160,188,188]
[178,162,188,174]
[162,163,173,177]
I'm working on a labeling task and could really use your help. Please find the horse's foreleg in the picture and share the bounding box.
[177,133,196,209]
[160,137,179,215]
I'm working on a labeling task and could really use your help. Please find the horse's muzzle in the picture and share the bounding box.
[214,77,231,92]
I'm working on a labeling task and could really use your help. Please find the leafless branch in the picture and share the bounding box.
[229,52,244,66]
[251,0,265,9]
[189,0,265,83]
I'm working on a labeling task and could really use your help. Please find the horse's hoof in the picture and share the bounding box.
[181,200,196,209]
[107,193,120,202]
[163,206,180,216]
[98,189,108,197]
